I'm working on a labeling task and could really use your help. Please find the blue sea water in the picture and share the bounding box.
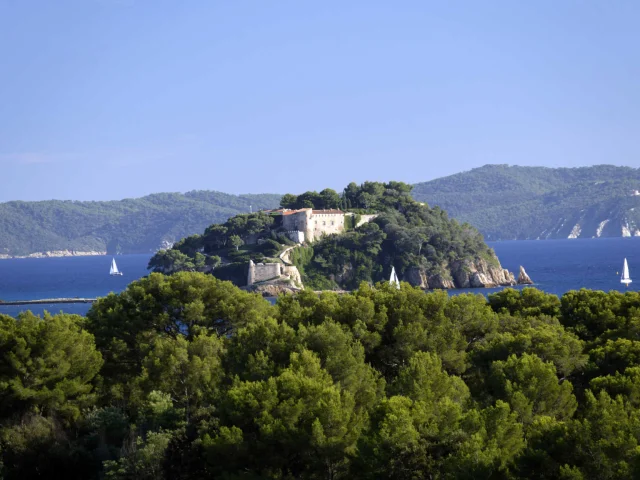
[0,237,639,317]
[0,254,153,317]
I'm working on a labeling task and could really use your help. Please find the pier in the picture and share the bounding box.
[0,298,96,306]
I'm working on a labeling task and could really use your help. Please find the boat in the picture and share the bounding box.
[389,266,400,290]
[110,257,123,276]
[621,258,632,287]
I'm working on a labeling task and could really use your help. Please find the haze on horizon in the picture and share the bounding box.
[1,0,639,202]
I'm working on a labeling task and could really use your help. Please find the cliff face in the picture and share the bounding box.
[403,256,520,290]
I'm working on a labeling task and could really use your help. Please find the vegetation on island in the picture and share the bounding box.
[3,274,640,478]
[149,181,497,290]
[0,191,281,257]
[412,164,640,240]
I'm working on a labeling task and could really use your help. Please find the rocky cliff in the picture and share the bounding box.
[402,256,533,290]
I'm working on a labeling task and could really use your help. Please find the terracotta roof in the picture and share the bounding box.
[282,208,311,216]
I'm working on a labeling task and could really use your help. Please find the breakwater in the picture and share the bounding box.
[0,298,96,306]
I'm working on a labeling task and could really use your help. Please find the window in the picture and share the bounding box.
[331,221,334,225]
[323,221,326,226]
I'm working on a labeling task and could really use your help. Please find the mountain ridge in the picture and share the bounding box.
[2,164,640,257]
[0,191,282,257]
[412,164,640,240]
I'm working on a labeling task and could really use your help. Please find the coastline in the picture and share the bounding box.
[0,250,107,260]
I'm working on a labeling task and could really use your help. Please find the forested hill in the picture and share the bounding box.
[150,181,519,291]
[412,164,640,240]
[0,191,281,257]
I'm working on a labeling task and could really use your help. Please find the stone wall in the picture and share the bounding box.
[285,230,305,243]
[281,208,346,242]
[247,259,303,288]
[310,210,345,240]
[248,259,282,285]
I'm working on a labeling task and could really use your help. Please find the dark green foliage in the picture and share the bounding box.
[294,181,494,290]
[260,238,282,257]
[151,181,495,291]
[5,283,640,479]
[412,164,640,240]
[0,312,103,422]
[149,211,278,274]
[279,188,342,210]
[0,191,281,257]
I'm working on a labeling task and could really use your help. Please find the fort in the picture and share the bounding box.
[245,209,378,290]
[269,208,377,243]
[247,259,302,288]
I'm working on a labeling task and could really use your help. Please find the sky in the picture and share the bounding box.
[1,0,639,202]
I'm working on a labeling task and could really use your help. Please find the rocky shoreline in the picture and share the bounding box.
[0,250,107,260]
[244,258,534,298]
[402,256,533,290]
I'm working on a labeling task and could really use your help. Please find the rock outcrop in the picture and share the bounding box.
[450,258,517,288]
[427,274,456,289]
[402,256,517,290]
[517,265,534,285]
[244,283,302,297]
[404,267,429,289]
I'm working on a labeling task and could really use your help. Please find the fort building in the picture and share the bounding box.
[281,208,346,242]
[247,259,302,287]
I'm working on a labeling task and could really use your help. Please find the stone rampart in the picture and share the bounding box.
[247,259,303,288]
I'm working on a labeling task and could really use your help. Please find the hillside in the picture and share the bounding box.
[0,191,281,257]
[150,181,524,291]
[412,164,640,240]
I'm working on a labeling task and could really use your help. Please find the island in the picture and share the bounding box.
[148,181,532,293]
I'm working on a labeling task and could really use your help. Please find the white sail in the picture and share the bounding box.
[110,258,122,276]
[621,258,632,285]
[390,266,400,290]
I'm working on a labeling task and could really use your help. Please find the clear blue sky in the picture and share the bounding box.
[1,0,638,202]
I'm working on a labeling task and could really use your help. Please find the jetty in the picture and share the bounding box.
[0,298,96,306]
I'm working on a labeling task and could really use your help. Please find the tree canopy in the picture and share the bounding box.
[3,281,640,478]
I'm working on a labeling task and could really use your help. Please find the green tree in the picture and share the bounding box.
[203,350,360,479]
[229,234,244,251]
[138,334,225,422]
[0,312,103,422]
[488,353,577,426]
[103,431,172,480]
[319,188,342,209]
[86,272,272,389]
[280,193,298,209]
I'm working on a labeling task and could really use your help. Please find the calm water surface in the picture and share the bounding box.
[1,237,639,317]
[0,254,152,317]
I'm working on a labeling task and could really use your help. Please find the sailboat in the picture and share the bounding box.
[110,257,123,276]
[621,258,632,287]
[389,266,400,290]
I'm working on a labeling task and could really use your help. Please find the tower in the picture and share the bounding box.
[247,259,255,285]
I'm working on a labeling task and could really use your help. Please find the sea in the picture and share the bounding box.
[0,237,639,318]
